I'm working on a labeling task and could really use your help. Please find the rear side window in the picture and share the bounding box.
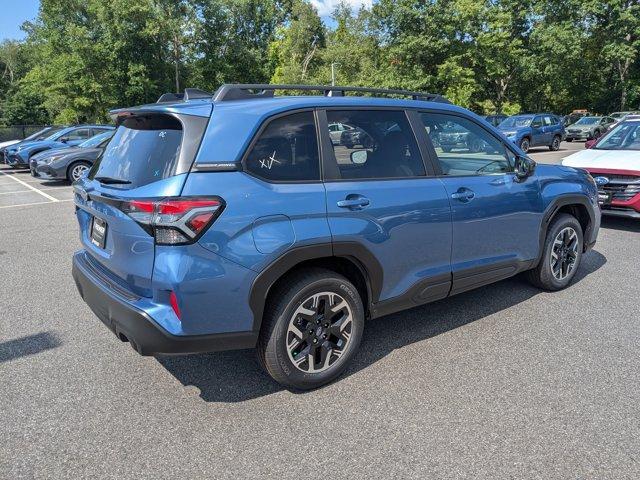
[324,110,425,180]
[90,115,182,188]
[244,112,320,182]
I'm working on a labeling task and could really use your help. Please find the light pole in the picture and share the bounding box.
[331,62,340,86]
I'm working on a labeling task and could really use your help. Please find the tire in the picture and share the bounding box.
[519,137,530,153]
[593,129,601,139]
[67,161,91,182]
[549,135,561,151]
[527,213,583,291]
[257,268,364,390]
[566,138,573,142]
[442,146,452,153]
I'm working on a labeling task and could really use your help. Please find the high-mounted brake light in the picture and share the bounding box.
[119,197,224,245]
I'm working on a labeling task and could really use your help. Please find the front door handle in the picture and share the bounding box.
[337,195,370,210]
[451,188,475,202]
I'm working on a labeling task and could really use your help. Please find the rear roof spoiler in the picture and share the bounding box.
[156,88,213,103]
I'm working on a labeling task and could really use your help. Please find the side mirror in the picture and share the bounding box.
[350,150,368,164]
[515,155,536,181]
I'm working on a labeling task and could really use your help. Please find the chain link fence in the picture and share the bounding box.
[0,125,50,142]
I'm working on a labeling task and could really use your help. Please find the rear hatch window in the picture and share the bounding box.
[89,114,183,189]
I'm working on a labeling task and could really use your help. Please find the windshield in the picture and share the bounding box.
[45,128,72,141]
[610,112,628,119]
[79,130,113,148]
[90,115,182,188]
[24,127,57,141]
[575,117,600,125]
[594,122,640,150]
[499,116,532,128]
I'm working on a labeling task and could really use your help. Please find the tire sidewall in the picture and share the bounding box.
[270,277,364,389]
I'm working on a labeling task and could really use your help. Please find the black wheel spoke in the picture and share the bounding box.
[287,292,353,374]
[550,226,579,281]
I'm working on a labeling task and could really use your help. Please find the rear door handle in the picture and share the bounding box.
[337,195,370,210]
[451,188,475,202]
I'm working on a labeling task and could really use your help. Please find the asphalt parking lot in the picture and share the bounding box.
[2,142,639,479]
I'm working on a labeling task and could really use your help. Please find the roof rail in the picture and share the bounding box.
[156,88,213,104]
[212,84,450,104]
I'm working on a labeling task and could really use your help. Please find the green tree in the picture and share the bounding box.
[269,0,325,84]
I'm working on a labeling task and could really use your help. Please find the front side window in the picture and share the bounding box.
[245,112,320,182]
[324,110,425,180]
[421,113,513,176]
[63,128,91,141]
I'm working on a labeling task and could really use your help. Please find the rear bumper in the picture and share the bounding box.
[72,251,257,355]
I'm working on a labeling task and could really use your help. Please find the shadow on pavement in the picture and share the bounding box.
[601,216,640,233]
[0,331,62,363]
[159,249,607,403]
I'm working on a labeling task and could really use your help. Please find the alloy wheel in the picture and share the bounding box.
[550,227,579,281]
[520,138,530,152]
[71,164,89,181]
[552,137,560,150]
[286,292,353,373]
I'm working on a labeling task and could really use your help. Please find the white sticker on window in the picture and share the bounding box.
[259,151,281,170]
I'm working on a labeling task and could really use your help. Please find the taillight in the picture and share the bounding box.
[119,197,224,245]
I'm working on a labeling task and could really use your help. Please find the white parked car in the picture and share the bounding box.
[562,116,640,219]
[0,139,20,149]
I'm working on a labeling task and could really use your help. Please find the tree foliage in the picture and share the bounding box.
[1,0,638,125]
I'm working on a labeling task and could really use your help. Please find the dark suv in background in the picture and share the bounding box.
[498,113,565,152]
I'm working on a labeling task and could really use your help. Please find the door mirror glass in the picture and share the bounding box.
[350,150,368,164]
[515,155,536,180]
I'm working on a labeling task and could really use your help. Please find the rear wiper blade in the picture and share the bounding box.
[94,176,131,185]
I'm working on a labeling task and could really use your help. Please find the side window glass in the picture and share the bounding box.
[531,116,543,128]
[245,112,320,182]
[324,110,425,180]
[67,128,91,140]
[543,116,553,126]
[421,113,513,176]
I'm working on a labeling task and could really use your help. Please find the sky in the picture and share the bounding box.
[0,0,39,40]
[0,0,373,42]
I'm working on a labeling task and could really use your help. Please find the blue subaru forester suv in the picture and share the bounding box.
[72,85,600,390]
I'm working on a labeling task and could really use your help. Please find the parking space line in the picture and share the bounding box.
[0,169,59,202]
[0,199,73,210]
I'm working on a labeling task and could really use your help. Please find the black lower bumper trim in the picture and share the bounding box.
[72,252,257,355]
[600,208,640,219]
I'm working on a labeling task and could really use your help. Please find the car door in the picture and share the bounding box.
[320,108,453,307]
[419,111,544,295]
[530,116,546,146]
[542,115,557,143]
